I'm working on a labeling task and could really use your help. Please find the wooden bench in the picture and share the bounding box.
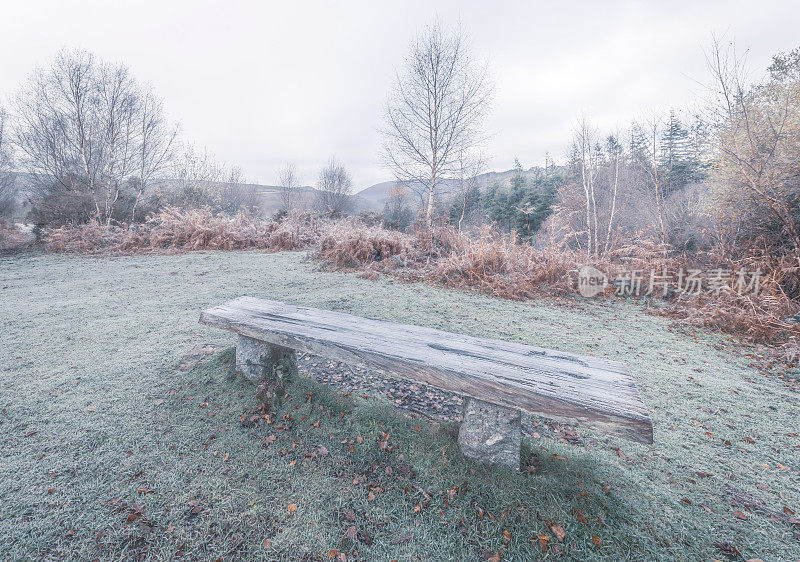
[199,297,653,469]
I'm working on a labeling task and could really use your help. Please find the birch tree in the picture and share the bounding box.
[383,22,491,229]
[0,108,14,218]
[316,157,353,217]
[573,118,600,256]
[277,162,298,213]
[15,49,175,226]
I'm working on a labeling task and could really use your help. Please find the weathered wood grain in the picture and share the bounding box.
[200,297,653,444]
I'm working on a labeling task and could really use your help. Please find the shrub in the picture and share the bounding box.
[42,211,800,362]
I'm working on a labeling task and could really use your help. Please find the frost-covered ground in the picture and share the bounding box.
[0,251,798,560]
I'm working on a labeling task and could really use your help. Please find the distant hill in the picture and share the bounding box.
[6,173,376,219]
[355,180,399,211]
[7,167,552,220]
[248,183,318,216]
[354,167,549,211]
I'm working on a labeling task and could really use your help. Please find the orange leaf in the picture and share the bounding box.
[502,530,511,542]
[287,504,297,514]
[575,509,588,524]
[591,533,602,546]
[551,524,565,541]
[733,510,747,520]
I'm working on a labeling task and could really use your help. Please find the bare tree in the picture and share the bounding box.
[383,183,413,230]
[0,108,15,218]
[131,91,178,221]
[573,118,600,256]
[316,156,353,216]
[383,21,492,229]
[15,49,176,226]
[168,146,255,214]
[603,132,622,253]
[707,38,800,253]
[277,162,298,213]
[454,150,484,231]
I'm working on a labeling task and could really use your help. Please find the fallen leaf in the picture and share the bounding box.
[536,534,549,552]
[575,509,588,524]
[715,542,742,558]
[591,533,602,546]
[551,524,565,541]
[502,530,511,542]
[287,504,297,514]
[87,406,97,412]
[733,510,747,520]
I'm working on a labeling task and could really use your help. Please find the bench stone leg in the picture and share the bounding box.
[235,335,297,410]
[458,398,522,470]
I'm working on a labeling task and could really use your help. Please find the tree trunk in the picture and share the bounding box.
[426,168,436,229]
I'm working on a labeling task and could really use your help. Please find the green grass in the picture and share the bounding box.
[0,250,798,560]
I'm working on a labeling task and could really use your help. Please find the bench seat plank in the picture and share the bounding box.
[199,297,653,444]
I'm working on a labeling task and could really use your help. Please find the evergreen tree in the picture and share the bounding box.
[659,110,693,193]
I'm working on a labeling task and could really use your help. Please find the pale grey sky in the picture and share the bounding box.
[2,0,799,191]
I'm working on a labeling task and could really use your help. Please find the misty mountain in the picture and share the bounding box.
[354,167,552,211]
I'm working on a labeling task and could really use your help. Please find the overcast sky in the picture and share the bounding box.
[2,1,799,191]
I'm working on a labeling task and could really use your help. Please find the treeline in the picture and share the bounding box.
[0,50,358,233]
[398,42,800,265]
[3,40,800,269]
